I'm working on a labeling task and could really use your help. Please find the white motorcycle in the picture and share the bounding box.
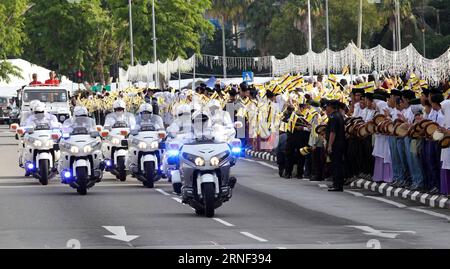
[11,122,61,185]
[179,137,240,217]
[101,121,130,181]
[58,125,104,195]
[128,124,166,188]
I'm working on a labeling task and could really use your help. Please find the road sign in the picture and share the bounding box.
[243,71,254,83]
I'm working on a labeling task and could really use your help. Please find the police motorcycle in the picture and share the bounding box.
[101,100,135,181]
[58,107,104,195]
[11,102,62,185]
[163,104,197,194]
[128,104,166,188]
[176,111,240,218]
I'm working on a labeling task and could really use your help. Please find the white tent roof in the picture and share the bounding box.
[0,59,74,97]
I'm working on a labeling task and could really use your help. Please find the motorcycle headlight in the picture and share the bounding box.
[70,146,79,154]
[195,157,205,166]
[138,142,147,149]
[111,138,120,145]
[83,145,92,153]
[210,156,220,166]
[33,140,43,147]
[150,141,159,149]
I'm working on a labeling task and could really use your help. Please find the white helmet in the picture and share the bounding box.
[113,99,126,110]
[138,103,153,114]
[208,99,221,109]
[73,106,88,117]
[176,104,191,116]
[29,100,41,112]
[34,102,46,113]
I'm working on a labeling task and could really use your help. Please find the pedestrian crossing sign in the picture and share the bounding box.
[243,71,254,83]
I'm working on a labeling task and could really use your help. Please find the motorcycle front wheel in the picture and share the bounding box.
[76,167,88,195]
[202,183,215,218]
[38,159,49,186]
[116,156,127,181]
[142,161,155,188]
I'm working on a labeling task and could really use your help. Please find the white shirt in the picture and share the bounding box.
[428,108,445,126]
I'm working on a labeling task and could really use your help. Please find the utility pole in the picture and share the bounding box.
[128,0,134,66]
[325,0,330,75]
[152,0,158,87]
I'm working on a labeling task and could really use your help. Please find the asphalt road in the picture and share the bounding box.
[0,125,449,249]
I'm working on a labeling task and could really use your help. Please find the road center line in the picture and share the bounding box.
[240,232,268,242]
[212,218,235,227]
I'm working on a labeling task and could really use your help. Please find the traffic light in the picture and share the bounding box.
[75,70,83,83]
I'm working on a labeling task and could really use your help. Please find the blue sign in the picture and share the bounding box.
[243,71,254,83]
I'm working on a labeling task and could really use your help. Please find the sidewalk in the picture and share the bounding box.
[245,149,450,210]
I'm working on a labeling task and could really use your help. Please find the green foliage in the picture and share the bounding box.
[0,0,28,82]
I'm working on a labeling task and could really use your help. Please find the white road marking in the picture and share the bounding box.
[172,197,183,203]
[365,196,407,208]
[103,226,139,242]
[212,218,235,227]
[318,184,328,188]
[347,225,415,239]
[241,158,256,163]
[255,161,278,170]
[276,247,287,249]
[408,208,450,221]
[241,158,278,170]
[240,232,268,242]
[155,188,170,196]
[0,183,145,189]
[344,190,364,197]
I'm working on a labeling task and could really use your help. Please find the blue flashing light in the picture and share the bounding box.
[167,150,180,157]
[63,171,72,179]
[105,160,112,167]
[231,147,241,154]
[26,162,35,171]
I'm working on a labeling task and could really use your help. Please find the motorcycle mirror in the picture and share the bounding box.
[51,133,61,140]
[100,130,109,138]
[158,132,166,139]
[10,123,19,132]
[17,127,25,136]
[96,125,103,132]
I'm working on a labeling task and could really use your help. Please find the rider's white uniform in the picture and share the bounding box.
[104,112,137,130]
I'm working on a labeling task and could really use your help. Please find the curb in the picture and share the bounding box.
[245,149,277,162]
[246,149,450,210]
[350,179,450,210]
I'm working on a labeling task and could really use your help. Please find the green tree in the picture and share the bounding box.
[0,0,30,83]
[22,0,118,83]
[107,0,214,63]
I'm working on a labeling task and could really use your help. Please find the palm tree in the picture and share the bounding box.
[208,0,253,78]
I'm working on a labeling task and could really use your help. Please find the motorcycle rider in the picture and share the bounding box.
[58,106,98,176]
[23,101,59,129]
[206,99,235,142]
[20,101,60,176]
[135,103,164,131]
[61,106,96,134]
[104,99,136,130]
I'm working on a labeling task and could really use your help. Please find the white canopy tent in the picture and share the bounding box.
[0,59,76,97]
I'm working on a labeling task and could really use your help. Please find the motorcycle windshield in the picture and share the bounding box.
[62,117,96,134]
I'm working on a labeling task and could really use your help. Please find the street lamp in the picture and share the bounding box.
[128,0,134,66]
[152,0,158,88]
